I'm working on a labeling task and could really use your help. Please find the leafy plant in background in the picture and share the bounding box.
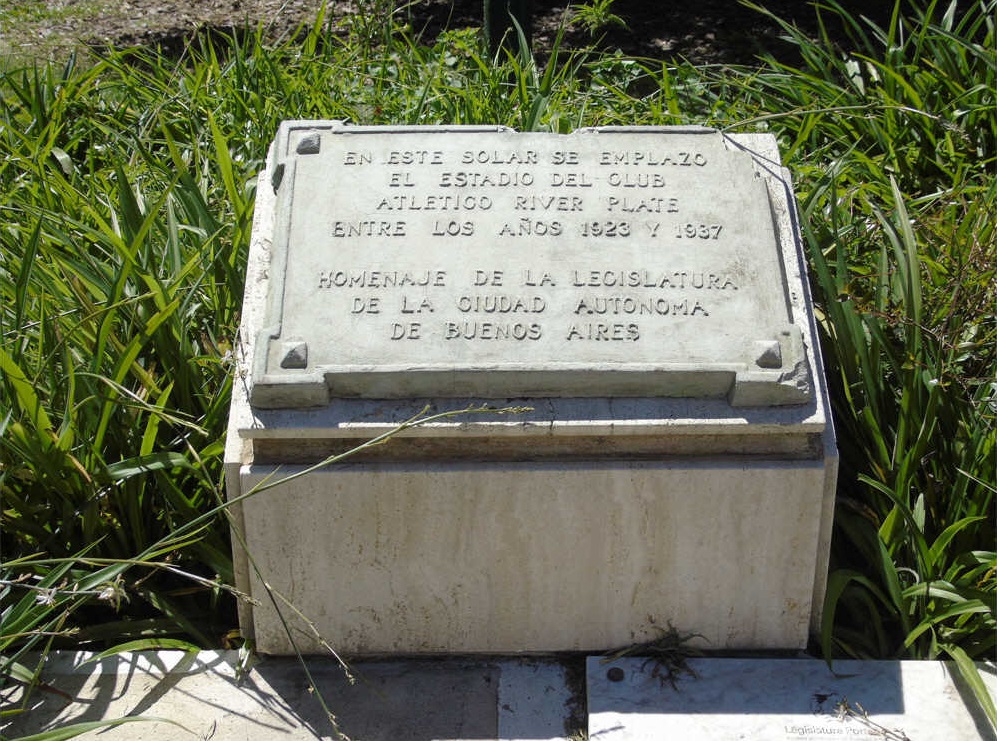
[0,47,254,739]
[809,177,995,717]
[728,0,995,723]
[570,0,627,36]
[1,52,249,643]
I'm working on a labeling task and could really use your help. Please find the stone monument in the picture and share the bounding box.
[224,122,837,654]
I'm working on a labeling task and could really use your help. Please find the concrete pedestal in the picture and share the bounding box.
[237,460,830,654]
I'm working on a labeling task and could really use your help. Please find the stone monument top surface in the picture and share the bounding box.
[250,122,811,408]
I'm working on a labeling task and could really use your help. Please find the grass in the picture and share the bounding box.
[0,0,115,62]
[1,0,994,735]
[735,0,995,653]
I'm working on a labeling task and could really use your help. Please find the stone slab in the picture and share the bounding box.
[587,657,997,741]
[238,460,828,655]
[1,651,580,741]
[7,653,992,741]
[251,123,811,407]
[498,660,583,740]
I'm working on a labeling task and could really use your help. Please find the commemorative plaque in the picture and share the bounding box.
[251,123,811,407]
[227,123,837,656]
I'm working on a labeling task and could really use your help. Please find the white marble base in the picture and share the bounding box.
[237,460,829,654]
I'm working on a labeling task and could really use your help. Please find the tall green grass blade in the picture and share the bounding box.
[104,452,192,482]
[946,643,997,729]
[9,716,195,741]
[0,346,54,445]
[83,640,201,662]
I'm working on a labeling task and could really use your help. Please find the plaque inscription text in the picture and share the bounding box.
[252,124,811,407]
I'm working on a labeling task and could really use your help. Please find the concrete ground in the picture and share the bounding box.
[2,651,584,740]
[3,651,995,740]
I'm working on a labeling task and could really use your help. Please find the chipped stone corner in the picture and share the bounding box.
[730,325,811,407]
[279,340,308,369]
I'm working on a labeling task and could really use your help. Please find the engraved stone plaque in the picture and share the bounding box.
[229,123,838,655]
[251,123,812,407]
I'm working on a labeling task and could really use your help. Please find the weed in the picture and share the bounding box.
[570,0,627,36]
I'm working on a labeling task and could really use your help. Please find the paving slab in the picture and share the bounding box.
[1,651,580,740]
[587,656,997,741]
[9,652,993,740]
